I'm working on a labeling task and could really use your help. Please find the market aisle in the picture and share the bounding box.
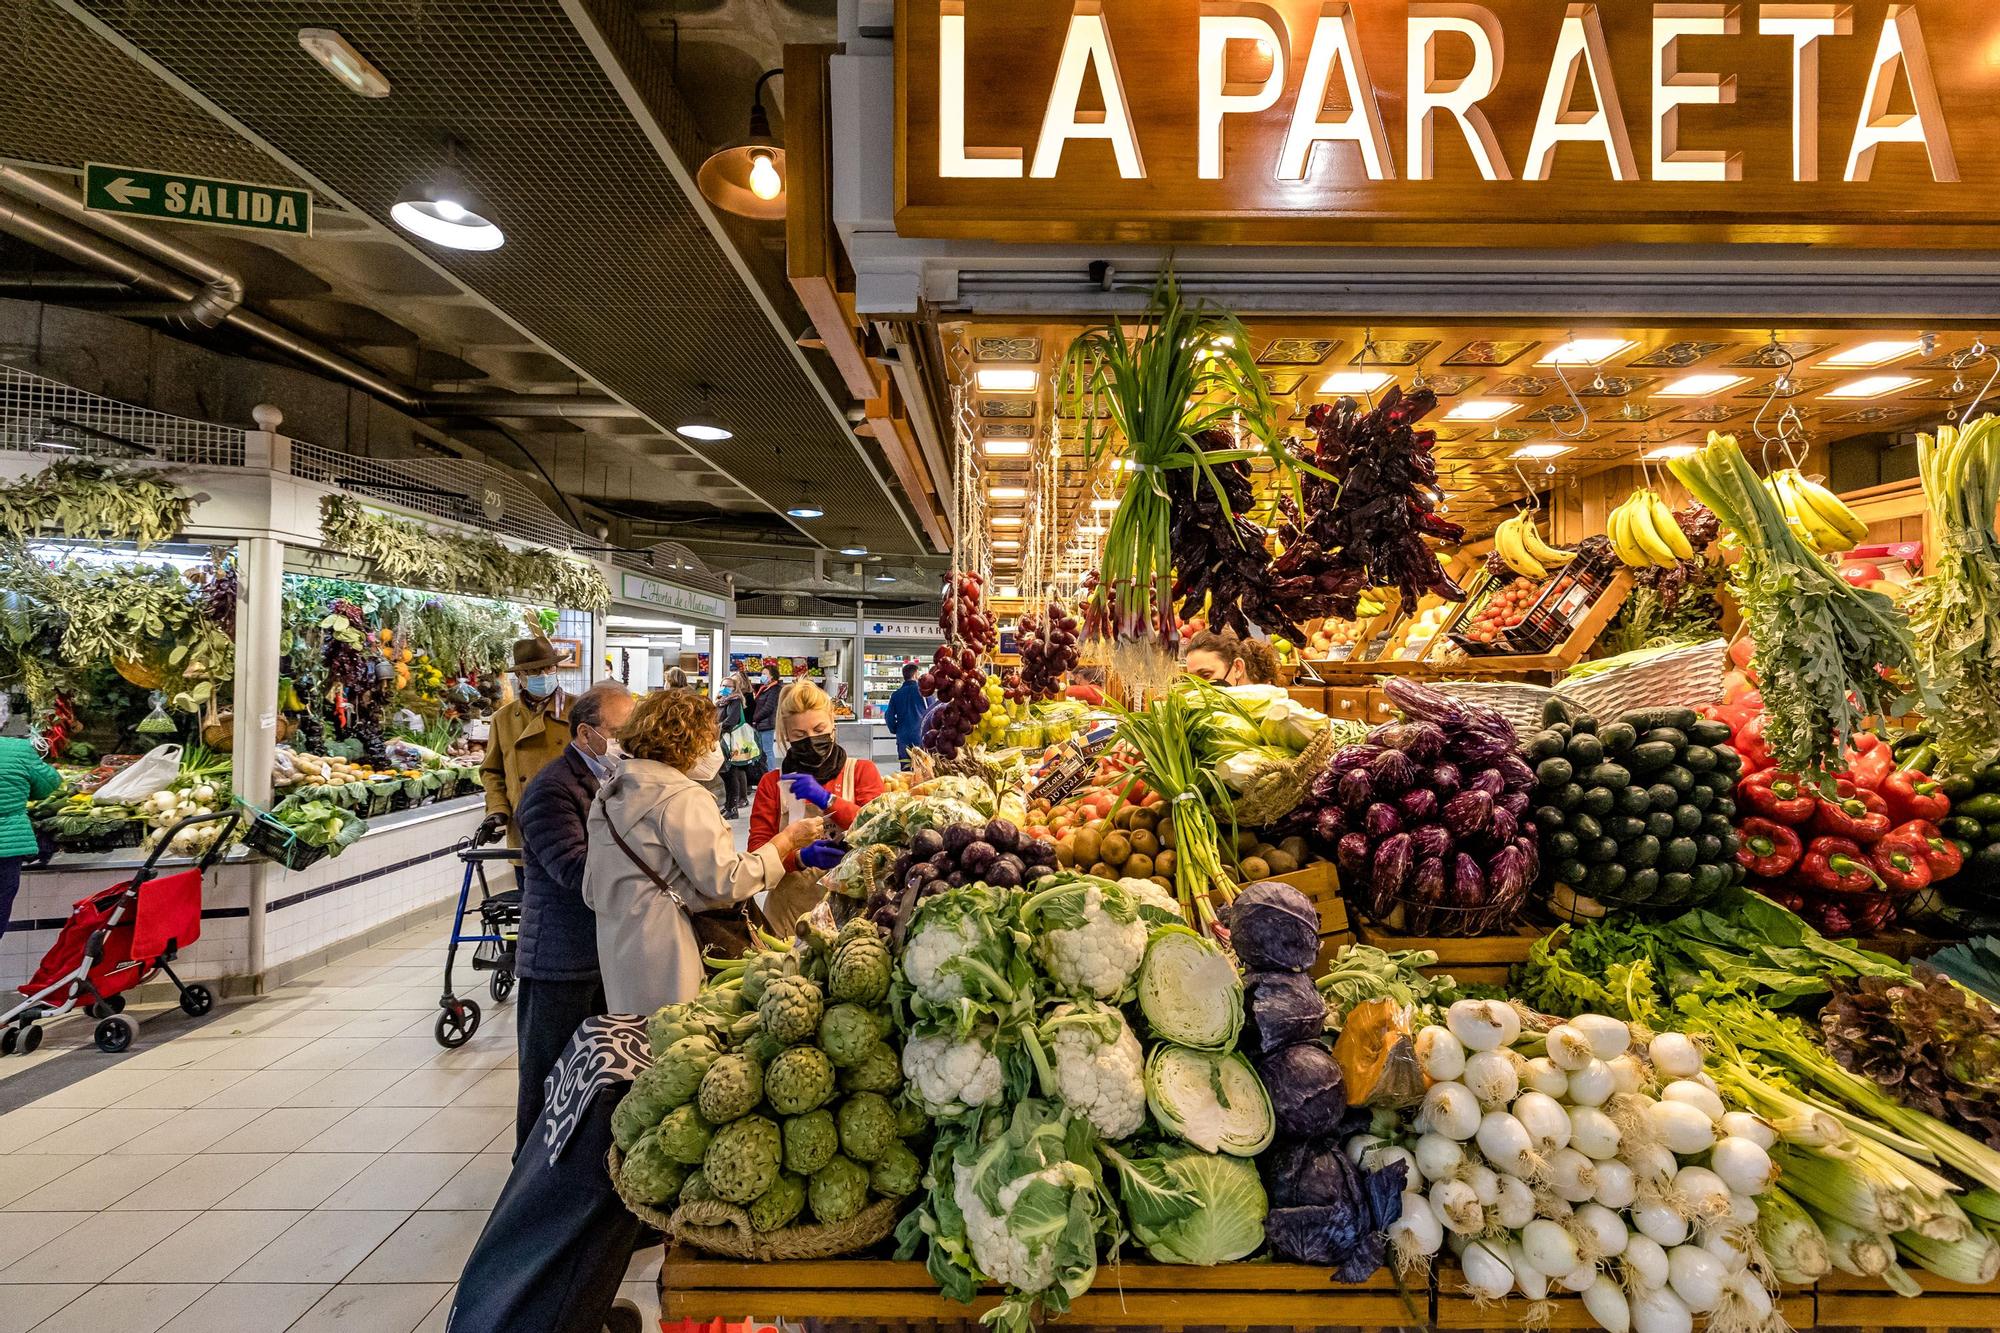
[0,911,667,1332]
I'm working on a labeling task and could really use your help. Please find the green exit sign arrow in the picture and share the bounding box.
[83,163,313,237]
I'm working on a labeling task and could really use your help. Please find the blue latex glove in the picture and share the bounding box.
[783,772,832,810]
[798,839,846,870]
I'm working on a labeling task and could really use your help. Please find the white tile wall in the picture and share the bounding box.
[2,862,256,995]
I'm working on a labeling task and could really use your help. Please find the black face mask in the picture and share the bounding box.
[782,733,845,784]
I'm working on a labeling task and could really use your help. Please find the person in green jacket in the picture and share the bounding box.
[0,720,61,943]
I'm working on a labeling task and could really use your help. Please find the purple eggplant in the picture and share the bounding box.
[1397,786,1439,824]
[1402,720,1447,761]
[1494,754,1536,790]
[1370,748,1419,794]
[1338,769,1375,811]
[1366,721,1409,750]
[1363,802,1402,840]
[1490,807,1519,846]
[1451,851,1486,907]
[1498,790,1531,819]
[1513,834,1541,886]
[1442,789,1494,837]
[1330,744,1382,775]
[1336,831,1371,876]
[1411,855,1447,904]
[1470,768,1507,798]
[1309,766,1343,803]
[1429,762,1464,798]
[1408,822,1453,863]
[1488,844,1527,902]
[1314,804,1348,845]
[1372,831,1412,902]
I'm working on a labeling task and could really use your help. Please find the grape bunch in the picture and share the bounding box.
[919,643,990,758]
[1001,668,1031,705]
[1017,602,1081,700]
[939,570,995,654]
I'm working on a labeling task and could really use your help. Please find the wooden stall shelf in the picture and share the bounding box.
[1284,683,1329,711]
[1436,1285,1812,1332]
[1815,1269,2000,1327]
[1363,689,1397,724]
[1355,921,1543,986]
[1323,686,1369,722]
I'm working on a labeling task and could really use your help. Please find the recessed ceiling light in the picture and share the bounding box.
[976,368,1039,394]
[989,485,1028,500]
[298,28,392,98]
[1000,585,1019,597]
[839,544,869,557]
[1077,523,1107,535]
[1089,498,1119,511]
[786,504,824,519]
[1825,375,1922,399]
[1319,371,1394,395]
[992,515,1022,527]
[1822,339,1923,368]
[1644,443,1700,460]
[1657,374,1748,396]
[983,439,1031,457]
[873,572,896,583]
[1538,338,1635,366]
[1511,443,1573,459]
[391,196,504,251]
[1444,400,1519,422]
[991,539,1020,549]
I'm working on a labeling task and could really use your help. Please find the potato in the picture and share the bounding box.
[1155,848,1176,877]
[1239,855,1271,881]
[1126,828,1159,858]
[1235,828,1259,855]
[1099,831,1132,866]
[1124,852,1154,879]
[1088,861,1118,879]
[1279,836,1310,864]
[1072,827,1103,866]
[1262,849,1300,875]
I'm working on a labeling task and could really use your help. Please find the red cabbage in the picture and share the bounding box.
[1243,971,1329,1053]
[1229,882,1322,973]
[1256,1040,1347,1138]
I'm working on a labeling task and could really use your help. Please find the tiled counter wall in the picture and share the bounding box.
[4,859,260,993]
[262,798,504,977]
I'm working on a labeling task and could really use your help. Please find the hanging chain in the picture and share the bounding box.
[945,335,986,641]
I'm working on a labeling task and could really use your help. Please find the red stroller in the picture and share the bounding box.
[2,810,241,1055]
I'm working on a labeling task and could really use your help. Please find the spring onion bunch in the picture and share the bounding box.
[1908,415,2000,776]
[1114,690,1238,930]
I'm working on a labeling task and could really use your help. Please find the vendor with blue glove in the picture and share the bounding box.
[748,681,883,933]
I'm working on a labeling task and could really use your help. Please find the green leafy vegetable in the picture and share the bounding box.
[1908,415,2000,776]
[1098,1141,1265,1265]
[1821,967,2000,1150]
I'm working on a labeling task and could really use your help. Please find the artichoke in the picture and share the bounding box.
[829,931,892,1006]
[818,1003,886,1069]
[894,1098,929,1140]
[741,947,800,1006]
[870,1141,922,1198]
[749,1171,808,1232]
[839,1041,903,1095]
[783,1109,839,1175]
[836,1092,899,1163]
[808,1154,871,1224]
[693,981,748,1020]
[766,1046,836,1116]
[761,974,825,1046]
[679,1169,718,1206]
[653,1035,723,1109]
[618,1130,687,1205]
[646,1002,703,1058]
[654,1103,714,1166]
[703,1114,781,1204]
[697,1052,764,1123]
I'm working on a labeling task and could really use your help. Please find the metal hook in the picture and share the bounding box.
[1511,460,1539,514]
[1751,333,1798,472]
[1359,326,1379,412]
[1956,339,1999,426]
[1549,347,1591,441]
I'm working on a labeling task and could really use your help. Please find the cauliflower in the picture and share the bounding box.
[954,1161,1062,1294]
[902,1027,1007,1118]
[900,886,1022,1015]
[1018,876,1146,1000]
[1119,877,1183,924]
[1037,1002,1145,1140]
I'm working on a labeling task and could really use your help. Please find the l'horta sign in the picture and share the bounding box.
[895,0,1993,245]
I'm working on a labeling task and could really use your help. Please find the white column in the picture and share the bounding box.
[710,627,725,694]
[231,535,283,810]
[852,602,869,718]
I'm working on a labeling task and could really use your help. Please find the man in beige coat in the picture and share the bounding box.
[479,634,574,845]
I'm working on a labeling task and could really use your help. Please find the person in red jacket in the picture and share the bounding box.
[748,680,883,933]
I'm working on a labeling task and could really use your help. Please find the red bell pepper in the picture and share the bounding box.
[1879,769,1949,826]
[1870,838,1933,893]
[1886,818,1963,882]
[1812,781,1891,843]
[1736,818,1804,878]
[1730,711,1775,777]
[1836,734,1895,792]
[1739,768,1816,824]
[1800,836,1885,893]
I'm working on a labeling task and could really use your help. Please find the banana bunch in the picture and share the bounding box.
[1765,467,1868,555]
[1356,589,1390,619]
[1494,510,1576,580]
[1608,488,1695,568]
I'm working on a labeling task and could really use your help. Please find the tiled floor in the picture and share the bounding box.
[0,918,665,1332]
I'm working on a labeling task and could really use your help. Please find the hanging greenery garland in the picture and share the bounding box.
[318,495,610,611]
[0,459,194,550]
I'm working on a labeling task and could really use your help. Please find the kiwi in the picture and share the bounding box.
[1278,835,1310,863]
[1239,855,1272,881]
[1149,875,1172,893]
[1072,827,1103,866]
[1124,852,1155,878]
[1088,861,1118,879]
[1055,838,1077,868]
[1127,828,1160,858]
[1262,849,1300,875]
[1235,828,1260,856]
[1100,831,1133,866]
[1129,808,1159,833]
[1158,820,1176,850]
[1155,848,1176,877]
[1112,807,1139,831]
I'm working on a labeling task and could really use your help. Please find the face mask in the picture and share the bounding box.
[521,673,557,699]
[686,744,724,783]
[781,732,845,783]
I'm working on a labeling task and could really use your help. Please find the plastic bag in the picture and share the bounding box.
[93,744,183,806]
[1331,996,1427,1109]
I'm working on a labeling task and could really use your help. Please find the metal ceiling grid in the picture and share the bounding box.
[57,0,915,552]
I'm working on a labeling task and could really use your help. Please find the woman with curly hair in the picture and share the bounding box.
[581,687,823,1013]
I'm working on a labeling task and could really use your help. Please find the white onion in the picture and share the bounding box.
[1420,1082,1482,1141]
[1522,1218,1581,1276]
[1461,1238,1515,1298]
[1701,1227,1751,1274]
[1570,1106,1623,1160]
[1724,1191,1759,1228]
[1647,1032,1702,1080]
[1430,1177,1484,1235]
[1570,1013,1631,1060]
[1647,1099,1717,1155]
[1630,1285,1693,1333]
[1567,1058,1617,1107]
[1576,1202,1630,1260]
[1584,1273,1633,1333]
[1508,1240,1551,1300]
[1547,1022,1597,1070]
[1346,1133,1385,1163]
[1417,1025,1466,1080]
[1513,1090,1572,1152]
[1666,1244,1727,1313]
[1672,1165,1731,1221]
[1464,1048,1521,1108]
[1593,1159,1639,1209]
[1389,1190,1444,1258]
[1475,1112,1538,1179]
[1625,1142,1678,1190]
[1495,1173,1537,1229]
[1608,1054,1649,1096]
[1623,1234,1670,1291]
[1559,1258,1601,1294]
[1717,1111,1777,1151]
[1709,1136,1778,1196]
[1465,1162,1501,1207]
[1661,1079,1726,1124]
[1633,1198,1691,1247]
[1363,1144,1417,1183]
[1447,999,1520,1052]
[1414,1132,1466,1182]
[1549,1147,1600,1203]
[1521,1056,1569,1098]
[1728,1268,1773,1321]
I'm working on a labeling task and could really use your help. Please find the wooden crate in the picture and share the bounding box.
[659,1252,1424,1330]
[1816,1270,2000,1328]
[1354,921,1546,985]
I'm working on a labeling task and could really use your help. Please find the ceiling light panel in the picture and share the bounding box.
[1822,340,1923,368]
[1537,338,1635,366]
[1644,444,1700,460]
[1825,375,1922,399]
[1444,400,1520,422]
[976,368,1040,393]
[1318,371,1394,394]
[1511,443,1573,459]
[983,439,1032,457]
[1657,374,1748,396]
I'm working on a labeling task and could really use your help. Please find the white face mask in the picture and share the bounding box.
[686,745,724,783]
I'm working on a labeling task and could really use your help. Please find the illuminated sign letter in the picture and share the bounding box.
[1199,5,1289,180]
[1524,3,1636,180]
[1030,2,1146,179]
[1407,4,1512,181]
[938,1,1023,178]
[1758,4,1852,182]
[1278,3,1393,181]
[1844,3,1957,183]
[1653,4,1742,182]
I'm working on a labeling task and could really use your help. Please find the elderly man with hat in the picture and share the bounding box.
[478,633,574,845]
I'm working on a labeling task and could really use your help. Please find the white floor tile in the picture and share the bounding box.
[108,1153,288,1212]
[23,1109,180,1157]
[451,1069,516,1108]
[192,1067,328,1110]
[329,1012,428,1042]
[299,1106,435,1154]
[413,1286,456,1333]
[282,1066,406,1108]
[392,1106,511,1155]
[265,1038,384,1072]
[0,1107,89,1154]
[0,1212,88,1270]
[0,1156,93,1209]
[0,1282,88,1333]
[2,1153,185,1212]
[21,1282,207,1333]
[154,1281,330,1333]
[344,1210,487,1284]
[368,1068,488,1108]
[208,1107,349,1154]
[186,1037,315,1070]
[112,1068,251,1110]
[421,1154,510,1212]
[0,1209,198,1283]
[212,1153,371,1211]
[111,1209,304,1284]
[344,1038,465,1071]
[108,1107,261,1157]
[229,1208,411,1285]
[29,1068,174,1109]
[321,1153,469,1211]
[286,1281,450,1333]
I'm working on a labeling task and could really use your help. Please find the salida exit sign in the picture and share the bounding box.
[84,163,313,237]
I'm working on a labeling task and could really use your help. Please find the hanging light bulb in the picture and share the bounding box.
[699,70,787,220]
[747,149,782,202]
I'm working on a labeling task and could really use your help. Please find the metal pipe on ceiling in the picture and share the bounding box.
[413,392,638,419]
[0,272,136,293]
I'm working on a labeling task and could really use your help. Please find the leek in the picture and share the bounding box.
[1894,1228,2000,1285]
[1756,1189,1831,1284]
[1819,1218,1894,1276]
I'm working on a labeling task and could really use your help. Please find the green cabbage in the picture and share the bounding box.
[1136,926,1243,1050]
[1144,1045,1274,1157]
[1099,1142,1268,1265]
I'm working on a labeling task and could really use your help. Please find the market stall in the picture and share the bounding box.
[602,548,735,692]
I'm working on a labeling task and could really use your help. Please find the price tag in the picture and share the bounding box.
[258,711,276,732]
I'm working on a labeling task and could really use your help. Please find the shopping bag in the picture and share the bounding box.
[93,745,182,806]
[724,723,759,764]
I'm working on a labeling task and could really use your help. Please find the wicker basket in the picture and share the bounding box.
[1558,639,1729,721]
[1431,680,1554,744]
[608,1145,902,1260]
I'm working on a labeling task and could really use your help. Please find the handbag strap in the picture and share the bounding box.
[602,800,691,913]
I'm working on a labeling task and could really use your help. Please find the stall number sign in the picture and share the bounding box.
[620,572,731,623]
[84,164,312,236]
[897,0,1997,245]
